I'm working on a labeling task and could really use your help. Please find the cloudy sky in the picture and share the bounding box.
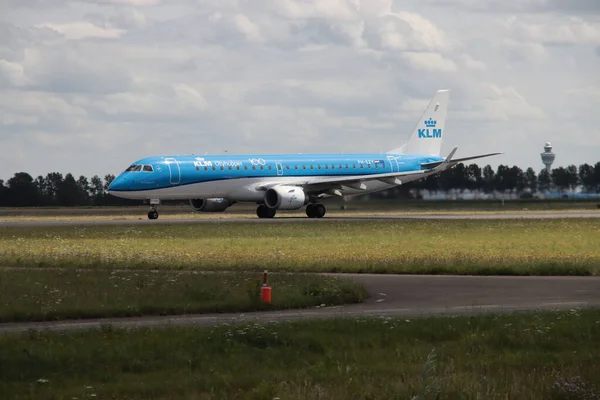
[1,0,599,180]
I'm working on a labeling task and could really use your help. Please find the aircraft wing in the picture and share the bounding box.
[257,147,459,195]
[420,152,502,169]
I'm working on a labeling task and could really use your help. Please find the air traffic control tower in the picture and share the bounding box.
[541,142,555,173]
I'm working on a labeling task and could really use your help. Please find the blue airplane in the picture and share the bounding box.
[108,90,501,219]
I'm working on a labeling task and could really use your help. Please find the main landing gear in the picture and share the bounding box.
[256,204,277,218]
[306,203,326,218]
[255,203,326,219]
[147,199,160,220]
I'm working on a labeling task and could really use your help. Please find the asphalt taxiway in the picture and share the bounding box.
[1,274,599,334]
[0,210,598,227]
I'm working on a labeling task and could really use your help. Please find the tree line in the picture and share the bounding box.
[1,162,599,207]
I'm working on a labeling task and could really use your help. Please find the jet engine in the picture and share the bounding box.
[264,186,306,210]
[189,198,233,212]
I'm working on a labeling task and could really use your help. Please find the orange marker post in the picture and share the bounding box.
[261,270,272,304]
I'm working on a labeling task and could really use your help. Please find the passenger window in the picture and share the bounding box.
[345,164,349,168]
[204,167,208,171]
[294,165,298,169]
[318,165,321,169]
[286,165,290,170]
[331,164,335,169]
[212,166,216,171]
[236,166,240,170]
[244,166,248,170]
[352,164,356,168]
[260,166,264,170]
[196,166,199,171]
[325,165,328,169]
[220,166,224,170]
[252,166,256,170]
[268,166,272,170]
[310,165,314,169]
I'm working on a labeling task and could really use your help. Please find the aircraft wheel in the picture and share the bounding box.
[314,204,326,218]
[306,204,325,218]
[257,205,276,218]
[147,210,159,220]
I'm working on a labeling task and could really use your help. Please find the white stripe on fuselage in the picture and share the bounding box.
[110,176,395,201]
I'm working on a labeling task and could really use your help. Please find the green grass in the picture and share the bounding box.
[0,270,366,323]
[1,219,599,275]
[1,309,599,399]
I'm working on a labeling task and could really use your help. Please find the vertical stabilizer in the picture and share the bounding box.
[388,90,450,156]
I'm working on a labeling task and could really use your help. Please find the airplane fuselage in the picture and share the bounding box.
[108,152,444,201]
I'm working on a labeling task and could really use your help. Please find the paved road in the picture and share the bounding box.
[0,211,598,227]
[1,274,599,334]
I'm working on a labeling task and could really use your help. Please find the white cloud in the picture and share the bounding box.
[37,22,126,40]
[401,52,457,72]
[461,54,486,70]
[0,0,599,180]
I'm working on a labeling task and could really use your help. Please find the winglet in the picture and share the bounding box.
[432,146,458,172]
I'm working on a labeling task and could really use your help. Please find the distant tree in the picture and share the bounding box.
[494,165,511,193]
[77,176,91,205]
[57,173,83,206]
[452,163,468,193]
[552,167,570,193]
[89,175,104,203]
[422,174,440,194]
[565,165,579,192]
[524,167,537,193]
[538,169,552,193]
[0,180,7,206]
[578,163,596,193]
[511,166,526,194]
[594,162,600,193]
[482,165,495,194]
[6,172,41,206]
[103,174,115,192]
[44,172,64,205]
[466,163,483,192]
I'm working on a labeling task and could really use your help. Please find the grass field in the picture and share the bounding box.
[1,309,599,399]
[0,270,366,323]
[1,219,599,275]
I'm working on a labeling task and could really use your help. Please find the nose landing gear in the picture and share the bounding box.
[147,199,160,220]
[147,209,159,220]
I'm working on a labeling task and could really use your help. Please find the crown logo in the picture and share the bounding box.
[424,118,436,128]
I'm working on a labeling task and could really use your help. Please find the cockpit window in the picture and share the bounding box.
[125,164,142,172]
[143,165,153,172]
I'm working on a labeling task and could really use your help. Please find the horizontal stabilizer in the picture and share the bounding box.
[421,152,502,169]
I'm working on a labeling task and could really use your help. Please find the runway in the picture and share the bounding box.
[2,274,599,334]
[0,210,598,227]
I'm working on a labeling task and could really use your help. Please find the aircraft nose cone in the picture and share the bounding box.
[108,175,129,192]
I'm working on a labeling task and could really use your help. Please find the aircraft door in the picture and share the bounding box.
[165,158,181,184]
[386,156,399,173]
[276,162,284,176]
